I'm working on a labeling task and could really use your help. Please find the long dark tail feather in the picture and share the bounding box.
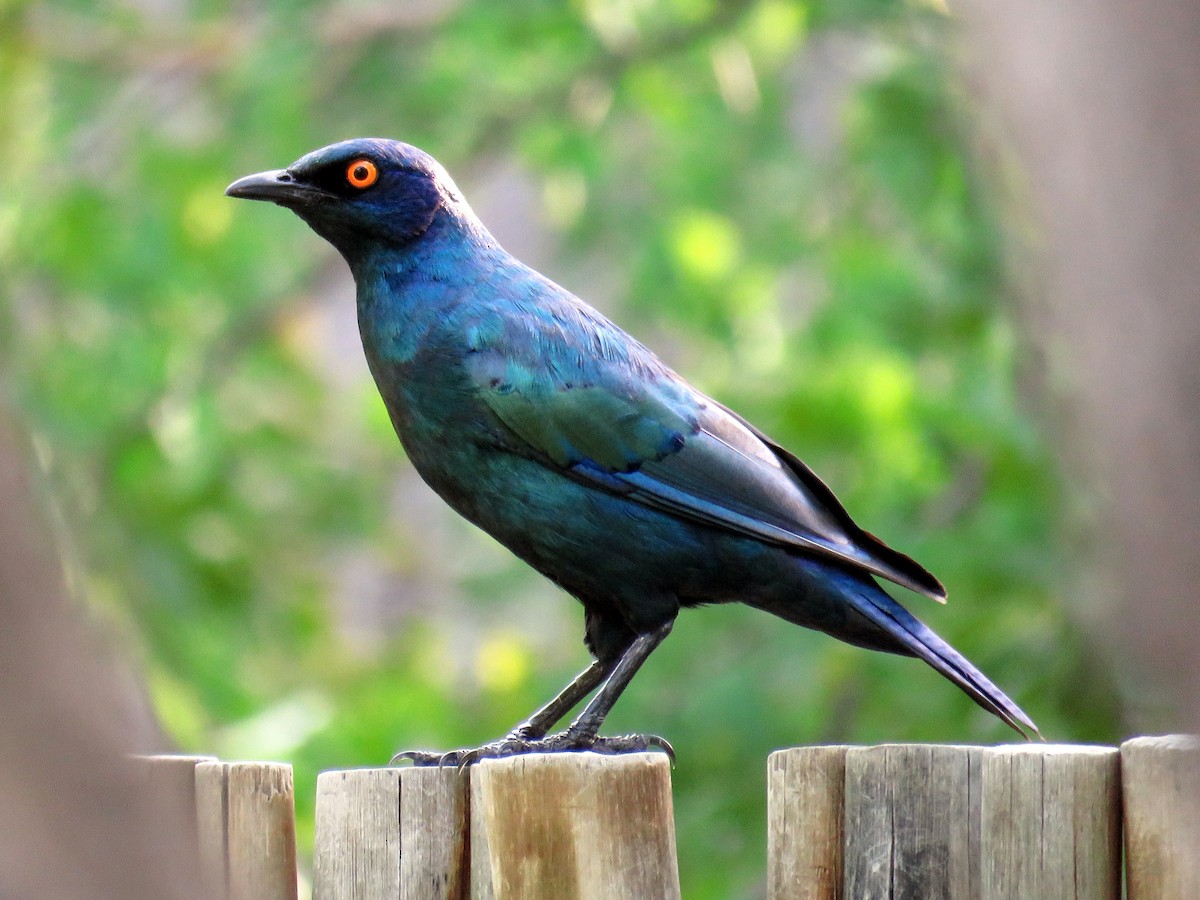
[842,575,1040,739]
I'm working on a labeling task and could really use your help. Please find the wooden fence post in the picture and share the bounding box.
[469,770,495,900]
[842,744,983,899]
[980,744,1120,899]
[195,761,298,900]
[399,767,470,899]
[312,768,402,899]
[1122,734,1200,899]
[471,752,679,900]
[312,766,470,900]
[766,745,849,900]
[129,737,1200,898]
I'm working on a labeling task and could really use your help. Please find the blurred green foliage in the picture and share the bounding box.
[2,0,1121,895]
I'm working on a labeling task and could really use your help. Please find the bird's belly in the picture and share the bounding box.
[405,440,741,627]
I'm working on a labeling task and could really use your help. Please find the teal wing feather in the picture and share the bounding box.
[466,304,945,601]
[465,340,692,471]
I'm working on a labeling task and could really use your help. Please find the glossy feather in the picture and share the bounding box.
[227,138,1038,742]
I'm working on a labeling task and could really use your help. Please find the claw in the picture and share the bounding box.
[455,748,483,771]
[647,734,676,765]
[390,749,451,767]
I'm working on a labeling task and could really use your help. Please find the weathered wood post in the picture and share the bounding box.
[769,742,1128,900]
[1122,734,1200,899]
[314,755,676,899]
[400,767,471,898]
[980,744,1121,899]
[195,760,298,900]
[312,766,470,900]
[470,752,680,900]
[843,744,983,899]
[766,745,849,900]
[313,768,403,899]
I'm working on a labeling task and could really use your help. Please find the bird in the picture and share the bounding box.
[226,138,1038,763]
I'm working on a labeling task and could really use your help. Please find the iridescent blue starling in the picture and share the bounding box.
[227,139,1038,762]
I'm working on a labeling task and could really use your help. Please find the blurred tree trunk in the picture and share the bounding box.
[0,407,203,899]
[957,1,1200,734]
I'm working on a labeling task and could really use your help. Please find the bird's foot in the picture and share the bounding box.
[391,730,674,769]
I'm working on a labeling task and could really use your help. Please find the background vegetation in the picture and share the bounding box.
[2,0,1123,895]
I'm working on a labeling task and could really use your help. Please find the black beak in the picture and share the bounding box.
[225,169,327,207]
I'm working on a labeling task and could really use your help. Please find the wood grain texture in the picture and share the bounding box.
[843,744,982,900]
[472,752,679,900]
[312,768,402,900]
[399,766,471,900]
[1122,734,1200,899]
[980,744,1120,900]
[766,745,849,900]
[469,769,496,900]
[195,761,297,900]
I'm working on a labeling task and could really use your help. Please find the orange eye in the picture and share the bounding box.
[346,159,378,189]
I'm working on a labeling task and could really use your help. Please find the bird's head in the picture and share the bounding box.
[226,138,469,263]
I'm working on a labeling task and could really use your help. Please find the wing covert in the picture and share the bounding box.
[465,307,944,601]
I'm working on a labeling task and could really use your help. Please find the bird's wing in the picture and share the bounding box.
[466,311,945,602]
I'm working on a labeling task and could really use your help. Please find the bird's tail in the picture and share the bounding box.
[764,562,1040,739]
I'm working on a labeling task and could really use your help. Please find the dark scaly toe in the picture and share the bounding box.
[454,737,538,768]
[393,730,675,768]
[510,729,675,761]
[595,733,675,762]
[554,732,675,762]
[391,736,546,769]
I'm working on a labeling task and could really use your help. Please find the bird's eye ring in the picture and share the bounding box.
[346,159,378,189]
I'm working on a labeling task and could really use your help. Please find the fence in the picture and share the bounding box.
[140,734,1198,899]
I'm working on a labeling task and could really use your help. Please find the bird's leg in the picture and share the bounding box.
[393,621,675,767]
[391,659,610,766]
[553,620,673,751]
[507,659,610,741]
